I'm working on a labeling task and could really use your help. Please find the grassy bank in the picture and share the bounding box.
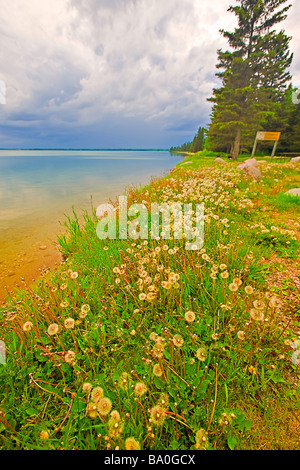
[0,154,299,450]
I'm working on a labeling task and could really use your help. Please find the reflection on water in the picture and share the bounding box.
[0,150,183,243]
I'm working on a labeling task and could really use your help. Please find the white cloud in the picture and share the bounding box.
[0,0,299,147]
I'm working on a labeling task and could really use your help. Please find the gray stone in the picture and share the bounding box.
[215,157,227,164]
[291,156,300,163]
[241,165,262,181]
[237,158,258,170]
[286,188,300,197]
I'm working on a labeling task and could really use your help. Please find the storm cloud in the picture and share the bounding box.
[0,0,299,148]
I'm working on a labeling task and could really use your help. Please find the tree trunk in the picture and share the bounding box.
[231,126,241,160]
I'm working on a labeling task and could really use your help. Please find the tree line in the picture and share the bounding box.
[171,0,300,160]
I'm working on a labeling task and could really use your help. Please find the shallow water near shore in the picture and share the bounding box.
[0,149,183,300]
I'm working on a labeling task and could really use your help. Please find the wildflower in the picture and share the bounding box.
[23,321,33,332]
[150,405,166,426]
[64,318,75,329]
[110,410,121,422]
[134,382,147,397]
[70,271,78,279]
[245,286,254,295]
[196,348,207,361]
[47,323,59,335]
[150,332,158,341]
[153,363,163,377]
[269,296,282,308]
[220,271,229,279]
[195,428,208,450]
[212,333,218,341]
[229,283,238,292]
[172,334,184,347]
[158,393,169,409]
[119,372,130,390]
[108,418,124,439]
[38,431,49,440]
[161,281,171,290]
[97,397,112,416]
[250,309,265,321]
[125,437,140,450]
[185,311,195,323]
[80,304,90,316]
[248,366,256,374]
[233,278,242,286]
[220,264,227,270]
[82,382,93,393]
[64,350,76,364]
[60,301,69,308]
[91,387,104,403]
[147,292,156,301]
[253,299,265,310]
[139,293,146,301]
[86,402,98,418]
[237,331,245,340]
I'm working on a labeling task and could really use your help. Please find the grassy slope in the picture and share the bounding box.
[0,152,299,450]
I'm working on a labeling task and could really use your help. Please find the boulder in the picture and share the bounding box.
[241,165,262,182]
[286,188,300,197]
[237,158,258,170]
[215,157,227,164]
[291,156,300,163]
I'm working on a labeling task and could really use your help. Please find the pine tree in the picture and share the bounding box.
[207,0,293,160]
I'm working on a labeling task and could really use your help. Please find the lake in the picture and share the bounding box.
[0,149,183,299]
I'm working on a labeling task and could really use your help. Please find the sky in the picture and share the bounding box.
[0,0,299,149]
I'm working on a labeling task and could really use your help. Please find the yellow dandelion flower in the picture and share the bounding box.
[38,430,49,440]
[64,318,75,329]
[185,311,195,323]
[91,387,104,403]
[134,382,147,397]
[125,437,140,450]
[153,363,163,377]
[47,323,59,335]
[172,334,184,347]
[23,321,33,332]
[97,397,112,416]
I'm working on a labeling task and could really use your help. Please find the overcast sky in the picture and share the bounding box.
[0,0,299,149]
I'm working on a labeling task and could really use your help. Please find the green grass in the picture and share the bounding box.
[0,157,299,450]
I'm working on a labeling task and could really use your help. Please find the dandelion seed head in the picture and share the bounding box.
[97,397,112,416]
[47,323,59,335]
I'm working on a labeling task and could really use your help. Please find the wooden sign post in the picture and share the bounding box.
[251,131,281,162]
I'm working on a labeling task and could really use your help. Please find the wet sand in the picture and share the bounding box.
[0,213,65,304]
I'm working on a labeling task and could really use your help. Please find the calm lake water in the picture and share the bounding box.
[0,150,183,250]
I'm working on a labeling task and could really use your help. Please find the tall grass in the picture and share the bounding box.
[0,160,299,450]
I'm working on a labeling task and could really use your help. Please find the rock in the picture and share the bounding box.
[257,160,268,164]
[241,165,262,181]
[215,157,227,164]
[237,158,258,170]
[286,188,300,197]
[291,156,300,163]
[39,245,47,250]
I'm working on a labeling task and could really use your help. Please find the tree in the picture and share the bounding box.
[170,126,206,153]
[207,0,293,160]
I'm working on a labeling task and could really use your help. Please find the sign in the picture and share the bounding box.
[256,131,281,142]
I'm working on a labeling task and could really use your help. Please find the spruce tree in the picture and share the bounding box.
[207,0,293,160]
